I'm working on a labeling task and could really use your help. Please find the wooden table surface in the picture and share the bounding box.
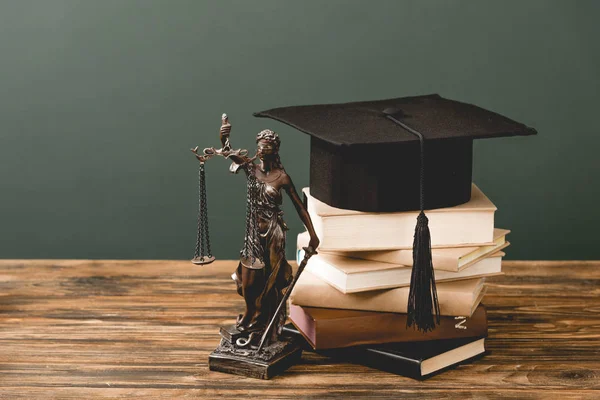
[0,260,599,399]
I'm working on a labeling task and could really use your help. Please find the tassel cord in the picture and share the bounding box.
[385,113,440,331]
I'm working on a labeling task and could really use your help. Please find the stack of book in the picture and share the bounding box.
[288,184,509,378]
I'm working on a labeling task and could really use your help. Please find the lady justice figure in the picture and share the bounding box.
[195,116,319,345]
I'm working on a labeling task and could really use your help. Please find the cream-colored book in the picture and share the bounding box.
[290,270,486,317]
[304,183,496,251]
[298,229,510,272]
[302,251,504,294]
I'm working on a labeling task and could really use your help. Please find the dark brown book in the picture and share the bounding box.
[289,303,487,350]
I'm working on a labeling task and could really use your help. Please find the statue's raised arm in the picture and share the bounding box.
[191,114,253,165]
[219,113,231,150]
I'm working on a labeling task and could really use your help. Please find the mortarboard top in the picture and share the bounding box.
[254,94,536,213]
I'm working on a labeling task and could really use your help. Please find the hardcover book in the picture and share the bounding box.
[289,303,488,349]
[290,269,486,317]
[298,229,510,272]
[301,251,503,293]
[303,183,496,251]
[282,324,486,379]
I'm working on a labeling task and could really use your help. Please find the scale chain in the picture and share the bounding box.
[241,165,262,265]
[194,162,212,261]
[242,168,252,259]
[250,172,258,265]
[201,163,212,257]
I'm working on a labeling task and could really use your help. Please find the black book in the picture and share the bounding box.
[283,324,486,379]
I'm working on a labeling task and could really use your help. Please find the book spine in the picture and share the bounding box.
[309,210,495,251]
[290,283,477,316]
[297,232,460,272]
[343,250,459,272]
[290,268,482,317]
[353,348,423,379]
[290,304,487,350]
[306,251,502,294]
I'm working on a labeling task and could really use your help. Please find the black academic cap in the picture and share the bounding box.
[255,94,536,332]
[254,94,536,213]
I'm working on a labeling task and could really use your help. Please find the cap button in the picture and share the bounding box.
[382,107,405,118]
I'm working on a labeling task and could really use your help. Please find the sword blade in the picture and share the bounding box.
[256,246,317,352]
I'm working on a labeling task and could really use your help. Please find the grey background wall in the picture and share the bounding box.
[1,0,598,261]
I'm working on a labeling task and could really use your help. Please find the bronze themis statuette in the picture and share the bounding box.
[190,114,319,379]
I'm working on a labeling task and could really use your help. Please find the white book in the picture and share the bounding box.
[302,251,504,294]
[304,183,496,251]
[298,229,510,272]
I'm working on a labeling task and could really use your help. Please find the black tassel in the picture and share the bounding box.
[382,107,440,332]
[406,211,440,332]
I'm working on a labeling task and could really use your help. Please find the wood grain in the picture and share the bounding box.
[1,260,599,399]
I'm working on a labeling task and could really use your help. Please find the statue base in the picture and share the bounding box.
[209,325,303,380]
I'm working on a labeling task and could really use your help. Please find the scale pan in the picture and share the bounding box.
[240,256,265,270]
[191,255,216,265]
